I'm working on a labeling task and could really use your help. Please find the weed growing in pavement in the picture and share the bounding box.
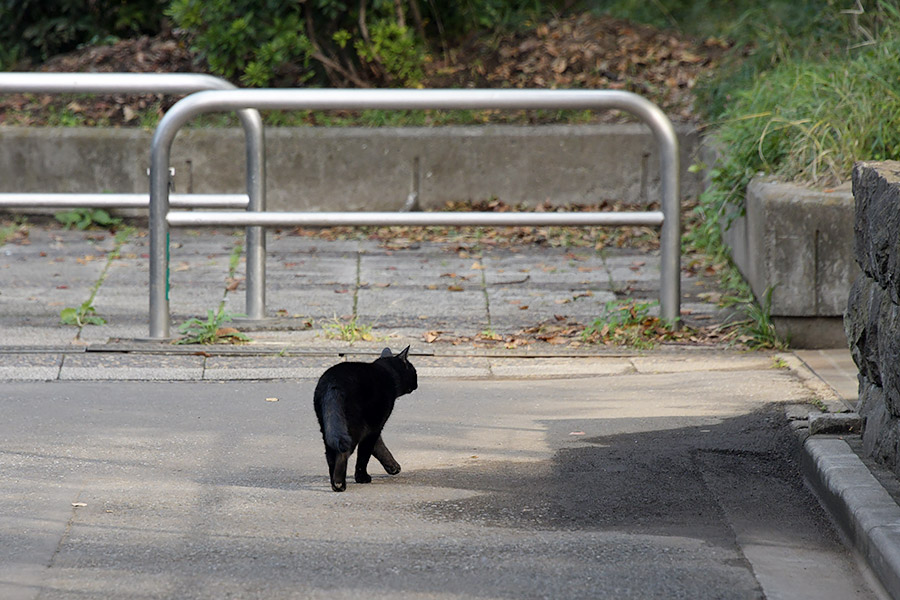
[54,208,122,231]
[60,299,106,327]
[176,240,251,344]
[177,307,249,344]
[0,217,28,245]
[722,287,788,350]
[581,299,680,349]
[60,226,135,328]
[321,316,377,343]
[479,327,501,340]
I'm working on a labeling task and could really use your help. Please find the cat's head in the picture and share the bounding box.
[380,346,418,394]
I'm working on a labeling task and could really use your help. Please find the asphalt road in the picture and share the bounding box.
[0,376,886,599]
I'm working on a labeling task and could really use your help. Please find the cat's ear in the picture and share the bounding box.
[398,345,410,360]
[380,347,393,358]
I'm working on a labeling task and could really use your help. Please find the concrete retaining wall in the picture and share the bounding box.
[0,124,703,211]
[723,176,859,348]
[845,160,900,474]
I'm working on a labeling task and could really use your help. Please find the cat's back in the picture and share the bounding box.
[315,361,383,395]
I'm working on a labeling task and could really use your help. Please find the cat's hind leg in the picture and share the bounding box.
[373,435,401,475]
[326,447,349,492]
[354,436,376,484]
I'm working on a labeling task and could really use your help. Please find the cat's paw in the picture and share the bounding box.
[355,471,372,484]
[384,463,401,475]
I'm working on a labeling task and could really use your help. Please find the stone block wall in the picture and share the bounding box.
[846,160,900,471]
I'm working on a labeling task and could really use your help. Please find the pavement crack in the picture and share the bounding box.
[353,247,361,319]
[480,259,491,331]
[63,227,135,334]
[46,491,85,574]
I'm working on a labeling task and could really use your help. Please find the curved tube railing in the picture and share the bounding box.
[149,88,681,339]
[0,72,266,319]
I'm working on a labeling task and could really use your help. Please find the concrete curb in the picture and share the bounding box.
[803,436,900,598]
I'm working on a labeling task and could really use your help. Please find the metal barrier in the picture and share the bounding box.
[0,193,248,209]
[148,88,681,340]
[0,72,267,316]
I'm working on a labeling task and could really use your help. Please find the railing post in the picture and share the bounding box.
[148,139,172,340]
[647,111,681,325]
[237,110,267,321]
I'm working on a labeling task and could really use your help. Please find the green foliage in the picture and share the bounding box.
[54,208,123,231]
[0,218,28,246]
[430,0,552,35]
[581,300,676,349]
[685,3,900,246]
[0,0,166,69]
[726,287,788,350]
[59,225,135,328]
[45,104,87,127]
[717,49,900,189]
[355,20,424,86]
[60,301,106,327]
[674,1,900,350]
[597,0,900,120]
[165,0,562,88]
[166,1,314,87]
[176,238,250,344]
[322,316,376,343]
[176,307,249,344]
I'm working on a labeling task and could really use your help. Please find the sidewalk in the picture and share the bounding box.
[2,218,898,597]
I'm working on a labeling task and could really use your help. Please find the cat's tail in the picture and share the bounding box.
[321,387,353,453]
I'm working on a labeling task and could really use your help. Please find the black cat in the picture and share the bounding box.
[313,346,418,492]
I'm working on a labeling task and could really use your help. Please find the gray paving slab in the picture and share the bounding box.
[489,356,633,378]
[76,322,146,344]
[267,254,358,285]
[0,353,62,380]
[203,354,338,380]
[795,348,860,403]
[0,323,76,346]
[360,250,478,286]
[59,353,205,381]
[357,286,489,330]
[409,354,493,378]
[487,287,617,326]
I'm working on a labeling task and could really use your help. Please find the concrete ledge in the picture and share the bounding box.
[0,124,704,212]
[803,436,900,597]
[723,176,859,348]
[771,316,851,350]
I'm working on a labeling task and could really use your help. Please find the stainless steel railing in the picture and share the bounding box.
[0,72,267,316]
[148,88,680,339]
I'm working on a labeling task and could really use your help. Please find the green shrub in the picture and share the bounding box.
[686,26,900,297]
[355,20,424,86]
[166,0,314,87]
[166,0,562,88]
[597,0,900,119]
[671,0,900,348]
